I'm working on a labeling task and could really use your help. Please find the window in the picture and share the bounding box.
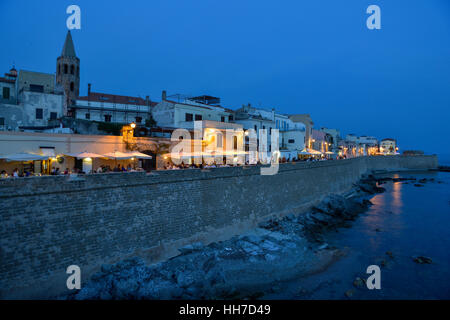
[58,64,61,75]
[254,125,257,131]
[70,82,74,92]
[221,116,225,122]
[269,127,272,135]
[233,136,238,150]
[2,87,10,99]
[50,112,57,120]
[77,66,80,77]
[85,113,90,120]
[262,126,265,130]
[135,116,142,123]
[70,65,74,75]
[0,117,4,126]
[36,108,43,119]
[64,64,68,74]
[229,115,233,121]
[30,84,44,93]
[185,113,193,122]
[288,139,295,144]
[195,114,202,121]
[104,115,112,122]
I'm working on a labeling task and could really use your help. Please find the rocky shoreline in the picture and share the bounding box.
[68,175,388,300]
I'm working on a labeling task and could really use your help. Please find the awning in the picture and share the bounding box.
[168,151,248,159]
[129,151,152,159]
[299,148,323,155]
[308,149,323,155]
[64,151,105,159]
[0,152,49,162]
[103,151,135,160]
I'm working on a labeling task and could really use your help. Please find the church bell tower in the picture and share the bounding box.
[56,30,80,111]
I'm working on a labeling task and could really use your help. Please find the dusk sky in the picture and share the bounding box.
[1,0,449,154]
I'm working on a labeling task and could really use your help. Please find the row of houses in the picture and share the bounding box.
[0,31,398,174]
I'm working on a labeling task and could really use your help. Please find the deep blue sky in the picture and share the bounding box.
[1,0,449,154]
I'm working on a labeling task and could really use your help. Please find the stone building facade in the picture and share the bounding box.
[289,114,314,149]
[71,88,155,125]
[0,69,64,131]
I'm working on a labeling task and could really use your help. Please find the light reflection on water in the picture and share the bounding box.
[370,173,403,210]
[333,171,450,299]
[269,171,450,299]
[392,178,403,209]
[361,175,405,239]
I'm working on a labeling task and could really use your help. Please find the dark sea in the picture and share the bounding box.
[438,153,450,166]
[266,167,450,299]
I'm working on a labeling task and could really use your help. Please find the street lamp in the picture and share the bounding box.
[130,122,136,129]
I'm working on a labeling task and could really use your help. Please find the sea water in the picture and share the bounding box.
[266,170,450,299]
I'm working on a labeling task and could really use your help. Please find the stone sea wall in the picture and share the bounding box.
[0,155,438,298]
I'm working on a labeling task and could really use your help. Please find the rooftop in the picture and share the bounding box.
[77,92,156,106]
[0,77,15,84]
[188,95,221,106]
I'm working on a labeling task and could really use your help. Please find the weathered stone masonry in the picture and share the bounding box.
[0,155,438,298]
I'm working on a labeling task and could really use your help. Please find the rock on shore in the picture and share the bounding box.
[69,175,384,300]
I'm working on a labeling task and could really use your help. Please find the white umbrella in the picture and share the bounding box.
[64,151,105,159]
[299,149,313,155]
[129,151,152,159]
[0,152,48,162]
[103,151,135,160]
[308,148,323,155]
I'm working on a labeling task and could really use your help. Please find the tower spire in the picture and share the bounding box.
[61,30,76,57]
